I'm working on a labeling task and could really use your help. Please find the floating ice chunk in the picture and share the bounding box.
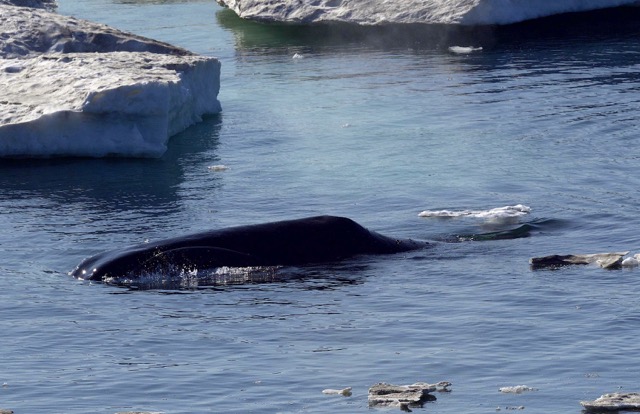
[530,252,629,269]
[0,5,192,58]
[581,392,640,411]
[322,387,352,396]
[0,52,221,158]
[0,5,221,158]
[448,46,483,54]
[215,0,640,26]
[292,53,304,59]
[368,381,451,408]
[499,385,538,394]
[418,204,530,225]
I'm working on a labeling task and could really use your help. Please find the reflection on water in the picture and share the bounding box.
[215,8,495,53]
[0,115,222,213]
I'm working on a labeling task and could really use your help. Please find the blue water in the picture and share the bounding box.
[2,1,640,412]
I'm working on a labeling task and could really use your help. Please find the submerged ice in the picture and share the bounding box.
[217,0,640,25]
[0,1,221,158]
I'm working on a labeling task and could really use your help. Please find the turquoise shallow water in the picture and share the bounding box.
[2,1,640,413]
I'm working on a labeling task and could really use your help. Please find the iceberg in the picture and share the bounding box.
[0,1,221,158]
[216,0,640,26]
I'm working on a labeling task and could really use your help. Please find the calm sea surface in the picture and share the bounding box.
[2,1,640,413]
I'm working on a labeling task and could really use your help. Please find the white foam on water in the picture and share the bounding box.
[419,204,531,224]
[102,265,282,289]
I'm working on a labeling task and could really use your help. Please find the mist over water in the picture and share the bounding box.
[2,2,640,413]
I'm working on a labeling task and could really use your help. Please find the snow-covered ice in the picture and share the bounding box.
[0,1,221,158]
[0,53,221,157]
[216,0,640,26]
[582,393,640,411]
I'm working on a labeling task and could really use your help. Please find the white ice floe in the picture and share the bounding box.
[0,2,221,158]
[216,0,640,26]
[322,387,352,396]
[0,4,193,58]
[368,381,451,408]
[448,46,483,54]
[499,385,538,394]
[418,204,531,224]
[530,252,628,269]
[0,52,221,157]
[582,392,640,411]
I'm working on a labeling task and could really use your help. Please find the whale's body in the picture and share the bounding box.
[72,215,427,281]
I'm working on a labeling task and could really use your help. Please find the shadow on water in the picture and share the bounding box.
[216,6,640,53]
[0,115,223,213]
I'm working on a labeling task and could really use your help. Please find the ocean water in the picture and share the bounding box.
[2,1,640,413]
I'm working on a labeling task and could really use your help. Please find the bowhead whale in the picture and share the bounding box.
[72,215,428,281]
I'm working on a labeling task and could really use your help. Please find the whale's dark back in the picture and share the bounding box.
[71,215,427,281]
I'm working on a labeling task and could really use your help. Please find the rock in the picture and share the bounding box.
[215,0,639,26]
[529,252,629,270]
[581,392,640,411]
[368,381,451,409]
[0,2,221,158]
